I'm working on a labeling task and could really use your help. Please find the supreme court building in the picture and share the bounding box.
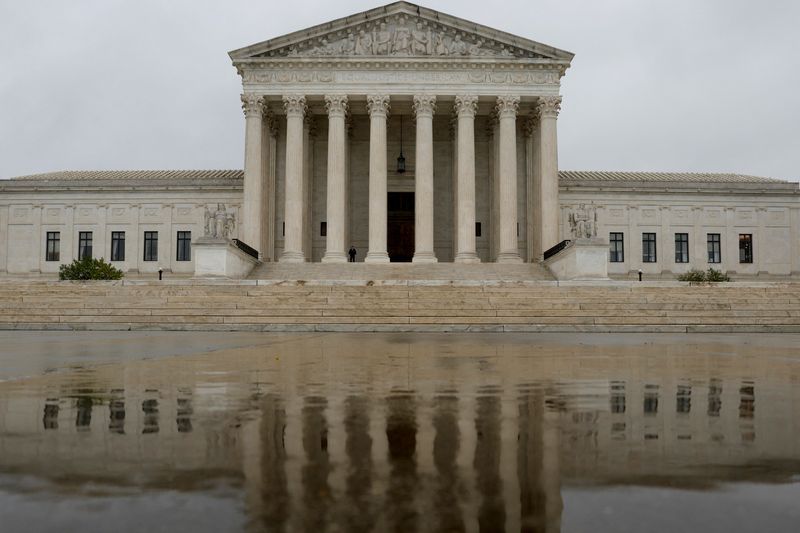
[1,2,799,278]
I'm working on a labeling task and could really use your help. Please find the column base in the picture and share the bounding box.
[496,251,523,264]
[412,252,438,264]
[321,252,348,263]
[454,252,481,264]
[364,251,390,263]
[279,250,306,263]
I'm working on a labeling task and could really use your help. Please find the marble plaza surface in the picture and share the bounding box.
[1,331,799,532]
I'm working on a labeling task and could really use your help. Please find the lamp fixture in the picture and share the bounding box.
[397,115,406,174]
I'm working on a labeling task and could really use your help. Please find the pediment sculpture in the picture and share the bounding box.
[568,204,598,239]
[271,17,537,59]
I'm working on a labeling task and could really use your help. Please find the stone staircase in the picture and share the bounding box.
[1,279,800,333]
[247,262,555,281]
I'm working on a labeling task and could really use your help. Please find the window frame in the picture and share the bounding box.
[642,232,657,263]
[78,231,93,260]
[143,231,158,262]
[739,234,753,264]
[707,233,721,264]
[46,231,60,262]
[111,231,126,262]
[674,233,689,263]
[176,231,191,262]
[609,232,624,262]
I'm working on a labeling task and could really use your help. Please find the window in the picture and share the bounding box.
[143,231,158,261]
[320,222,327,237]
[78,231,93,260]
[609,232,624,262]
[739,234,753,263]
[674,233,689,263]
[46,232,60,262]
[176,231,191,262]
[707,233,721,263]
[642,233,657,263]
[111,231,125,262]
[476,222,482,238]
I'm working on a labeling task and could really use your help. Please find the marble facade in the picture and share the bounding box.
[0,2,798,278]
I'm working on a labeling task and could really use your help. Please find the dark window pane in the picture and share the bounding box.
[707,233,721,263]
[739,234,753,263]
[46,232,60,262]
[111,231,125,262]
[642,233,657,263]
[176,231,191,262]
[143,231,158,262]
[609,232,624,262]
[78,232,93,260]
[674,233,689,263]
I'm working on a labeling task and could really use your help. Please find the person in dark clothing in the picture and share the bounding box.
[348,246,357,262]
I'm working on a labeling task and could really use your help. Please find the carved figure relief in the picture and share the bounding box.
[276,16,535,59]
[204,204,236,240]
[568,204,598,239]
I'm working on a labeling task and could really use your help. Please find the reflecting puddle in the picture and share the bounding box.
[1,332,799,532]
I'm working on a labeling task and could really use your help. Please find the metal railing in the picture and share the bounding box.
[543,239,572,261]
[231,239,259,260]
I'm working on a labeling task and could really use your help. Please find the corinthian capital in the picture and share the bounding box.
[366,94,390,117]
[537,95,562,118]
[412,95,437,118]
[324,95,349,117]
[454,95,478,118]
[495,95,520,119]
[241,93,264,117]
[282,94,307,117]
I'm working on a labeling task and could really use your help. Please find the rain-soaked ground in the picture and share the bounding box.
[0,331,799,533]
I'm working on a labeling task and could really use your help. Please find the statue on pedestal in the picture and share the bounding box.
[204,204,236,240]
[568,204,597,239]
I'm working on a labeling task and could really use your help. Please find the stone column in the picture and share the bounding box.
[322,95,349,263]
[279,95,307,263]
[365,95,390,263]
[537,96,562,255]
[241,94,265,257]
[412,95,437,263]
[454,95,480,263]
[496,95,522,263]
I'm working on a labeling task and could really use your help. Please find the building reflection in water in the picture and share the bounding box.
[0,336,798,532]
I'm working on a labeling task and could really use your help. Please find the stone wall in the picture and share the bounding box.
[0,188,242,276]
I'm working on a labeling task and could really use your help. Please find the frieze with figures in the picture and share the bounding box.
[240,69,561,86]
[257,16,548,60]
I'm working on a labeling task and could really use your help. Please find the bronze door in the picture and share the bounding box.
[387,192,415,262]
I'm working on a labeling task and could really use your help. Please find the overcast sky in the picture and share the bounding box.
[1,0,798,181]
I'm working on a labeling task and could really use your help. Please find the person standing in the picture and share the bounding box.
[348,246,357,262]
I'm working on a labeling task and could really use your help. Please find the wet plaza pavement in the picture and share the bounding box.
[0,331,799,532]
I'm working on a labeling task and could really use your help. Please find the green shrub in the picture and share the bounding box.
[705,268,731,282]
[677,269,706,282]
[677,268,731,283]
[59,257,124,281]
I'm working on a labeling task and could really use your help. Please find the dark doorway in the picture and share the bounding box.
[388,192,414,262]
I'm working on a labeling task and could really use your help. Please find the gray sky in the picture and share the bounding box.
[1,0,798,181]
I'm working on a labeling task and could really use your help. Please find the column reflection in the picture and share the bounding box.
[302,396,331,531]
[433,393,464,532]
[344,395,374,532]
[386,393,418,533]
[256,394,289,532]
[474,387,505,532]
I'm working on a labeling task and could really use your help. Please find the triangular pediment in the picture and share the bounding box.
[229,1,573,63]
